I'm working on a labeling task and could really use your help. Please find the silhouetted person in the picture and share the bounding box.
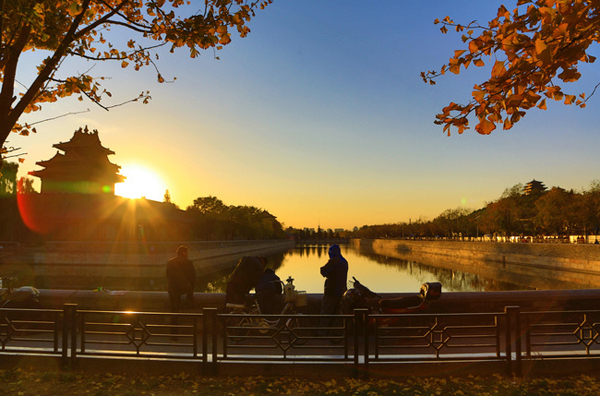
[319,244,348,336]
[166,245,196,313]
[256,268,283,314]
[226,256,267,305]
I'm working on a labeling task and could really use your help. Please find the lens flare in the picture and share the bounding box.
[115,164,166,201]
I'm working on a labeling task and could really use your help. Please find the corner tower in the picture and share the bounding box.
[30,126,125,194]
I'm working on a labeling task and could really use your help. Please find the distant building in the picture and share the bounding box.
[524,179,547,195]
[25,127,190,245]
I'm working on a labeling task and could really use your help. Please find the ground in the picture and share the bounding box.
[0,369,598,395]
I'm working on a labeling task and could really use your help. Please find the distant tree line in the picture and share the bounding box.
[283,226,344,241]
[186,196,285,241]
[351,181,600,241]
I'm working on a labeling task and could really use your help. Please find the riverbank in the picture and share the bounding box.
[352,238,600,288]
[0,239,295,289]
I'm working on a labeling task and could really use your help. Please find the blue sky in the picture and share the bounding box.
[10,0,600,230]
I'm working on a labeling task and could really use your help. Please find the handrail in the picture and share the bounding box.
[3,304,600,377]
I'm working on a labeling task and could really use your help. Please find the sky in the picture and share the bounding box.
[7,0,600,231]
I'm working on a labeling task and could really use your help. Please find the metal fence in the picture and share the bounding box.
[2,304,600,376]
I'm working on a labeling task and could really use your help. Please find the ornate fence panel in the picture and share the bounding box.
[524,309,600,357]
[0,307,63,355]
[370,311,503,360]
[76,309,205,359]
[4,304,600,376]
[220,312,354,362]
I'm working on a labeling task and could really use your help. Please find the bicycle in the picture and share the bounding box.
[224,276,311,345]
[1,277,41,309]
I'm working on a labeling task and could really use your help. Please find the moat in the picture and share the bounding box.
[24,243,598,293]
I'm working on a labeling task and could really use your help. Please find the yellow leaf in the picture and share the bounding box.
[564,94,576,105]
[537,99,547,110]
[475,118,496,135]
[535,38,551,62]
[468,40,479,53]
[473,89,485,103]
[219,34,232,45]
[491,60,506,78]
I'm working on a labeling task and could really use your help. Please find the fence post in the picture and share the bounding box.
[513,306,522,377]
[505,306,520,376]
[203,307,218,375]
[353,308,369,379]
[362,308,370,377]
[62,303,77,369]
[70,304,78,368]
[211,308,218,375]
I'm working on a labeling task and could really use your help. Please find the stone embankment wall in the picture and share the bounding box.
[1,240,295,281]
[353,238,600,274]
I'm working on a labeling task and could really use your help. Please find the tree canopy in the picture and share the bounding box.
[187,195,284,240]
[351,179,600,240]
[422,0,600,135]
[0,0,272,156]
[0,160,18,196]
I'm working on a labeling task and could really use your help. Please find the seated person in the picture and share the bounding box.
[255,268,283,314]
[225,256,267,305]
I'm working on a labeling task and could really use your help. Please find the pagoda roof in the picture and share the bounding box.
[29,126,125,191]
[31,151,124,183]
[53,126,115,155]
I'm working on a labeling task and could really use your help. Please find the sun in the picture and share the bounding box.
[115,164,167,201]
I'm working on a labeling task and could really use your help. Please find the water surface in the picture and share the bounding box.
[268,244,528,294]
[33,243,592,292]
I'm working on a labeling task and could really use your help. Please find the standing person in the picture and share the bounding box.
[319,244,348,336]
[166,245,196,313]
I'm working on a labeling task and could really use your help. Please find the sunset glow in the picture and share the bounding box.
[11,2,600,231]
[115,164,167,201]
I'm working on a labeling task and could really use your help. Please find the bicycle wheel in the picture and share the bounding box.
[286,313,311,346]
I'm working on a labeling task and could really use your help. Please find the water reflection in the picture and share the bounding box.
[266,244,531,294]
[353,249,529,293]
[33,243,597,292]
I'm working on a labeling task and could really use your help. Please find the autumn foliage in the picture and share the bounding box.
[0,0,272,151]
[3,370,600,396]
[422,0,599,135]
